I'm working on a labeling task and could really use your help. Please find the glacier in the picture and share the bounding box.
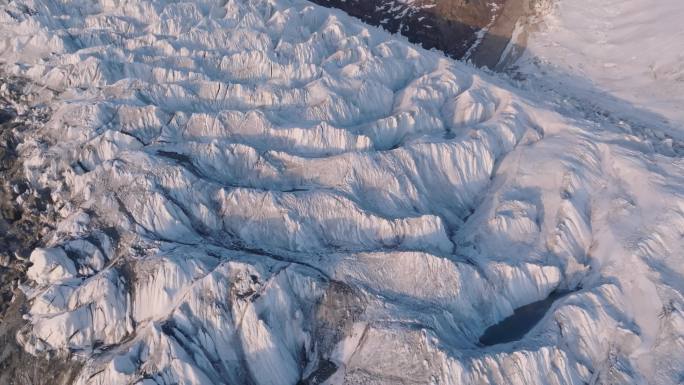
[512,0,684,129]
[0,0,682,384]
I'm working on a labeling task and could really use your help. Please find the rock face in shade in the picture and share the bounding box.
[309,0,503,59]
[0,0,683,385]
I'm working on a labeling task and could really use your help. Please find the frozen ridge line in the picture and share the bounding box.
[0,0,683,384]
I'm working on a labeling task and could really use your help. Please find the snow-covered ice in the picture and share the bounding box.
[0,0,683,384]
[515,0,684,129]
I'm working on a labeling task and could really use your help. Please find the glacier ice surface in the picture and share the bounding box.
[0,0,683,384]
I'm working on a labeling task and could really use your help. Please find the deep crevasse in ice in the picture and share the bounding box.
[1,0,683,384]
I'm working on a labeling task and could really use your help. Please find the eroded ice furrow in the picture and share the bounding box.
[1,0,683,384]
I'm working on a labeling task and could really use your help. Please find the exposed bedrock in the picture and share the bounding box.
[309,0,502,60]
[308,0,539,68]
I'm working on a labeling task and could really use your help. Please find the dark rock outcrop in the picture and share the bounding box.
[309,0,504,60]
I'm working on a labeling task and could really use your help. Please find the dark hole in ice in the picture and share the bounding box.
[0,109,15,124]
[298,359,337,385]
[478,289,573,346]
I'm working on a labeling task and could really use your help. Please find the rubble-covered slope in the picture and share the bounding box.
[0,0,682,384]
